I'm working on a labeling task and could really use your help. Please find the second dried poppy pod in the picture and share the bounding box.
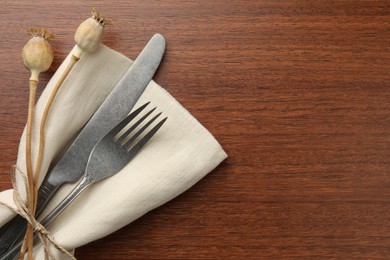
[74,8,111,58]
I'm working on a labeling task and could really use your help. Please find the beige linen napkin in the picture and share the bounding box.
[0,43,227,258]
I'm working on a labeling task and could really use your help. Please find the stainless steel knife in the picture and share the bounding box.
[0,33,166,258]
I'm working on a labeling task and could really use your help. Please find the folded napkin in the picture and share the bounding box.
[0,42,227,258]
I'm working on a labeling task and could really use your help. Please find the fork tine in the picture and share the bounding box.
[122,112,162,148]
[110,102,150,140]
[116,107,157,144]
[126,117,168,153]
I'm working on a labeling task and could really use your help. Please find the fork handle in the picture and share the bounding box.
[41,174,91,227]
[0,180,57,258]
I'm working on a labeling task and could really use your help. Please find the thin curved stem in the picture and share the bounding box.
[33,55,79,213]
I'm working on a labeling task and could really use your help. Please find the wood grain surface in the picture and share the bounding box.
[0,1,389,259]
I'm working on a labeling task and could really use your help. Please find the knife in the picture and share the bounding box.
[0,33,166,258]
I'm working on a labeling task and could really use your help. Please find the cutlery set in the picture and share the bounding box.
[0,34,167,259]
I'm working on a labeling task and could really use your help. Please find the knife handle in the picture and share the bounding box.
[0,180,57,258]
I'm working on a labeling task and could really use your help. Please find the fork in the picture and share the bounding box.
[2,102,167,260]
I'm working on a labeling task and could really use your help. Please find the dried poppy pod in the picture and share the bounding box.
[22,28,54,82]
[73,8,111,58]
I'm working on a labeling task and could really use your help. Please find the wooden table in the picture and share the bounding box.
[0,1,389,259]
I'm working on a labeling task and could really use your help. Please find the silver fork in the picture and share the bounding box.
[42,101,167,225]
[3,102,167,260]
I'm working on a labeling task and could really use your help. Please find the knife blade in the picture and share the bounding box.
[0,33,166,258]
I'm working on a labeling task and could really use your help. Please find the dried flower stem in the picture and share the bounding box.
[25,79,37,260]
[33,55,79,205]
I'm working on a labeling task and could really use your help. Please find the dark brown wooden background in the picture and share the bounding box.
[0,1,389,259]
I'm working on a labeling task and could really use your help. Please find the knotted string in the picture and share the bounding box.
[0,165,76,260]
